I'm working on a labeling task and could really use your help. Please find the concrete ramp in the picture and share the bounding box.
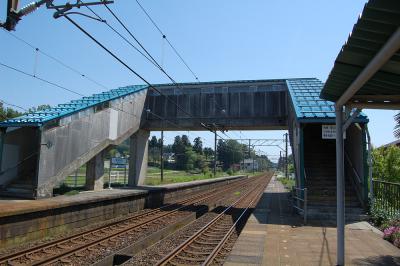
[0,86,148,198]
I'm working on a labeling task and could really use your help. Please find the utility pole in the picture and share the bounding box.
[214,130,217,177]
[285,133,288,179]
[248,139,251,173]
[160,130,164,182]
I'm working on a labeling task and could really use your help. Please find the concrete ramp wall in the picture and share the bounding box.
[36,89,148,198]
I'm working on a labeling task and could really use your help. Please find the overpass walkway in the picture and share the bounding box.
[0,78,369,201]
[225,175,400,266]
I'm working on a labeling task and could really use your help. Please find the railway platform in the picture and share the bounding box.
[0,175,245,249]
[225,175,400,266]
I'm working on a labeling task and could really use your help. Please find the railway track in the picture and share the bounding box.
[0,175,261,266]
[156,174,270,266]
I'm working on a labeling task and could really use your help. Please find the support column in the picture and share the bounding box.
[160,130,164,182]
[335,106,345,266]
[285,133,288,179]
[85,151,105,191]
[128,129,150,186]
[214,131,217,177]
[0,128,5,172]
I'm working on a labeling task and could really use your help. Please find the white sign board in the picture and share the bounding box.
[111,157,128,165]
[322,125,346,139]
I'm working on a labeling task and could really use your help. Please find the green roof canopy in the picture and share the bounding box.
[321,0,400,108]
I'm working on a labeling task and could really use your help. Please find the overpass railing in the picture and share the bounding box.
[291,187,308,224]
[373,179,400,217]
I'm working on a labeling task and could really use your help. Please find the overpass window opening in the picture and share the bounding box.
[145,130,292,186]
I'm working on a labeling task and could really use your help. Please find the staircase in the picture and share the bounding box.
[304,140,366,221]
[0,159,36,199]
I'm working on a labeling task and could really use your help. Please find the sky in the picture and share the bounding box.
[0,0,397,161]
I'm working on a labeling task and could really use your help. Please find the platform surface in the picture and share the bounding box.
[225,175,400,266]
[0,175,244,218]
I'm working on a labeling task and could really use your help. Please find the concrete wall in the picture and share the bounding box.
[0,175,245,249]
[36,89,148,198]
[143,81,288,130]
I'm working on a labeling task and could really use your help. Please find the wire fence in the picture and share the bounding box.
[373,179,400,217]
[62,170,128,188]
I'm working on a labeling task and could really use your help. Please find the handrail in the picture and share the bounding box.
[291,186,308,224]
[344,151,362,184]
[372,179,400,186]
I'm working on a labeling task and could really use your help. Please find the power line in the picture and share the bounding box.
[0,62,85,97]
[56,9,197,120]
[82,3,158,68]
[2,29,109,91]
[97,4,230,115]
[135,0,199,82]
[0,99,28,111]
[0,61,142,120]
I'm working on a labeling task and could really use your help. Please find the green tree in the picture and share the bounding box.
[27,104,51,113]
[217,139,244,170]
[149,136,160,164]
[193,137,203,154]
[0,102,23,121]
[172,135,193,170]
[372,146,400,182]
[203,147,214,160]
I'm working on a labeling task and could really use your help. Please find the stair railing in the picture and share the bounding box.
[292,186,308,224]
[344,151,364,207]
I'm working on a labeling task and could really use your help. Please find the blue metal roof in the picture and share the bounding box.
[0,78,368,127]
[286,78,368,123]
[0,85,147,127]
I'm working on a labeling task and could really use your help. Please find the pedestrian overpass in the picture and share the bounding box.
[0,78,368,212]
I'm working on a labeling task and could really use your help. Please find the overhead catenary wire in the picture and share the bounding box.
[135,0,199,82]
[0,61,141,120]
[95,3,232,115]
[0,62,85,97]
[0,99,28,112]
[84,1,188,96]
[2,29,109,91]
[55,9,197,120]
[131,1,225,113]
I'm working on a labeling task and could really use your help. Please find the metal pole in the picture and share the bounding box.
[304,188,308,224]
[74,170,78,188]
[0,128,5,172]
[108,162,112,189]
[214,130,217,177]
[124,164,127,186]
[248,139,251,172]
[366,126,373,203]
[285,133,288,179]
[335,106,345,266]
[160,130,164,182]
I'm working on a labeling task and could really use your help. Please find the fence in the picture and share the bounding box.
[291,187,308,224]
[373,179,400,216]
[63,170,128,188]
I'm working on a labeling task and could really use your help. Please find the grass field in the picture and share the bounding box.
[59,166,264,189]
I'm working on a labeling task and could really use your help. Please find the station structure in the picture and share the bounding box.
[0,0,399,265]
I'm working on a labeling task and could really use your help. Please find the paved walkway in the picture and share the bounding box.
[225,175,400,266]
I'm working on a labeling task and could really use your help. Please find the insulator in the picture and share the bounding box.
[19,2,38,16]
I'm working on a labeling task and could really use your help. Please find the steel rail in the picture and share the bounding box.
[39,176,264,266]
[156,174,270,266]
[202,184,266,265]
[0,176,254,265]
